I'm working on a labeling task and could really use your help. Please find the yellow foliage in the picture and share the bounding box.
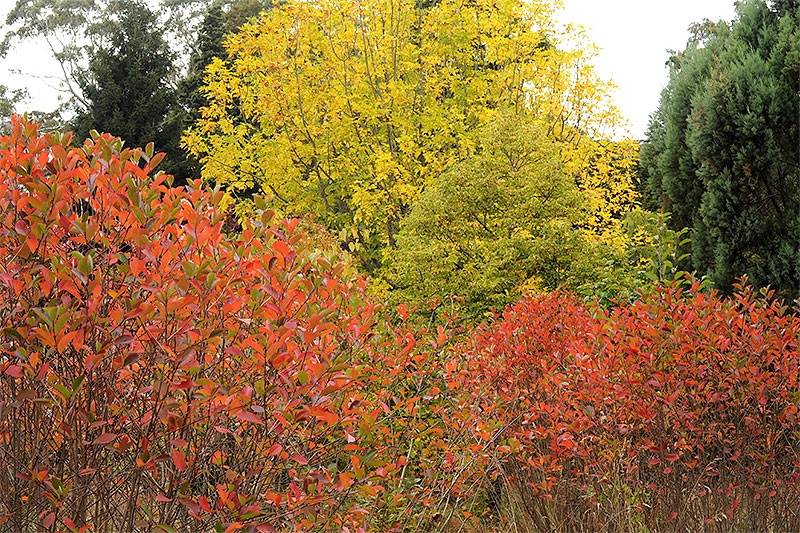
[183,0,638,271]
[571,138,641,245]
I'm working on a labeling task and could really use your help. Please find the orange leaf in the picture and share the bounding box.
[339,472,354,489]
[172,449,186,472]
[57,330,80,353]
[273,240,289,257]
[360,485,378,497]
[224,522,243,533]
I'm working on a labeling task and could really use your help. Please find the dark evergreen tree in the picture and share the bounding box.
[72,1,188,181]
[178,1,267,122]
[641,0,800,297]
[224,0,268,33]
[178,4,227,125]
[173,0,267,182]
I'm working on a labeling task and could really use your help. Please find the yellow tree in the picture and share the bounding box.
[183,0,637,272]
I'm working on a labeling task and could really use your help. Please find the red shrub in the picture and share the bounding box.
[464,284,800,530]
[5,116,797,533]
[0,117,410,532]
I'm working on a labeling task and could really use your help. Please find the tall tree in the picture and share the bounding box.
[641,0,800,296]
[72,1,186,179]
[174,0,271,181]
[1,0,198,112]
[178,5,228,125]
[183,0,636,273]
[178,1,269,123]
[0,86,26,133]
[0,0,261,149]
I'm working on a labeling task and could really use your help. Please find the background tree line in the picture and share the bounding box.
[0,0,797,312]
[1,0,269,180]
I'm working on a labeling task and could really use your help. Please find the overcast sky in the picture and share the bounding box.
[0,0,66,112]
[555,0,738,138]
[1,0,739,139]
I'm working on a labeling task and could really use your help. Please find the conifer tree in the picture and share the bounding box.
[641,0,800,296]
[179,4,228,125]
[72,1,185,179]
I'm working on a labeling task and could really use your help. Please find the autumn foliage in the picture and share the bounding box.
[2,117,800,532]
[462,285,800,531]
[183,0,636,274]
[0,117,438,531]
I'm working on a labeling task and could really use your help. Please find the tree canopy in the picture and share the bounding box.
[641,0,800,297]
[72,2,186,178]
[183,0,637,273]
[391,115,602,314]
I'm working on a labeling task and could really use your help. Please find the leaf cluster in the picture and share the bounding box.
[390,115,604,315]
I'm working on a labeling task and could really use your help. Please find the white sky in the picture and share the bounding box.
[0,0,67,113]
[1,0,739,139]
[555,0,738,139]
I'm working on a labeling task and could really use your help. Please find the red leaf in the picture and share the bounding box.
[4,365,23,378]
[236,410,264,426]
[95,433,117,445]
[13,217,29,234]
[43,512,55,528]
[199,496,211,513]
[291,454,309,466]
[172,449,186,472]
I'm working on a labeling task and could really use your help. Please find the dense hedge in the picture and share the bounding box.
[2,118,799,532]
[465,286,800,530]
[0,117,459,532]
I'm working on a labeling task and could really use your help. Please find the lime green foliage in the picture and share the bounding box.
[182,0,636,274]
[390,116,604,314]
[622,209,690,283]
[576,209,694,304]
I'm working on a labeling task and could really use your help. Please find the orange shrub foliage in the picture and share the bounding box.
[463,285,800,531]
[0,117,448,532]
[3,117,800,533]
